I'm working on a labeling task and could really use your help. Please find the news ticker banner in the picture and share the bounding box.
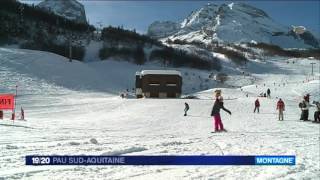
[26,155,295,166]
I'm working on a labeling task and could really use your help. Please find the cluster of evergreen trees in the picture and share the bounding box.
[150,47,221,70]
[167,38,248,65]
[99,26,221,70]
[101,26,161,46]
[211,46,248,65]
[248,42,320,59]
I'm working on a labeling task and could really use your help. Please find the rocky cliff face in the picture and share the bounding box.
[38,0,87,24]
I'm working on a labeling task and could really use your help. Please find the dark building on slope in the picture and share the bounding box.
[135,70,182,98]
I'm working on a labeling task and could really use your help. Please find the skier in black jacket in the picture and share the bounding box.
[184,102,189,116]
[267,88,271,98]
[211,90,231,132]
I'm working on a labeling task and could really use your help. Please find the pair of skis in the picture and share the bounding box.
[211,129,228,133]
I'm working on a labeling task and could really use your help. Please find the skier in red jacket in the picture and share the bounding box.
[254,98,260,113]
[277,98,285,121]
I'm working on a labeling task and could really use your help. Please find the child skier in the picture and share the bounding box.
[254,98,260,113]
[210,90,231,132]
[276,98,285,121]
[184,102,189,116]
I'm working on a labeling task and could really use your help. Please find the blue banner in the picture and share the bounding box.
[255,156,295,165]
[25,155,295,166]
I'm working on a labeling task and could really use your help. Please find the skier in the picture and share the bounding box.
[300,99,309,121]
[184,102,189,116]
[303,94,310,120]
[254,98,260,113]
[304,94,310,102]
[210,90,231,132]
[313,101,320,123]
[0,110,3,119]
[20,107,24,120]
[299,101,304,120]
[276,98,285,121]
[11,110,15,120]
[267,88,271,98]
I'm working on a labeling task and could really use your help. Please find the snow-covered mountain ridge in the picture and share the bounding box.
[148,2,319,48]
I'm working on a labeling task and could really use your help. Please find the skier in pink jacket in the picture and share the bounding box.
[210,90,231,132]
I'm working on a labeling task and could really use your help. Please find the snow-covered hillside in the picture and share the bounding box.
[38,0,87,24]
[0,48,319,179]
[148,2,319,48]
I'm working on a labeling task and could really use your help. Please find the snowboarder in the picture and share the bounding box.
[267,88,271,98]
[313,101,320,123]
[276,98,285,121]
[210,90,231,132]
[254,98,260,113]
[184,102,189,116]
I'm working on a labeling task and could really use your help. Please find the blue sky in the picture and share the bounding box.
[21,1,320,35]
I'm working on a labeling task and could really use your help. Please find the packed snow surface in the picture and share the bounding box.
[0,48,319,179]
[141,70,182,76]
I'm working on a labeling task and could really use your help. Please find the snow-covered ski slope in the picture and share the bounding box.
[0,48,319,179]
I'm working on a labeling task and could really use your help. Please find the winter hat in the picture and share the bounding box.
[214,89,221,96]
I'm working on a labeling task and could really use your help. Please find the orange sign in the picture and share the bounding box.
[0,94,15,110]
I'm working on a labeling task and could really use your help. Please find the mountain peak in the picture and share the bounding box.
[38,0,87,24]
[148,2,319,48]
